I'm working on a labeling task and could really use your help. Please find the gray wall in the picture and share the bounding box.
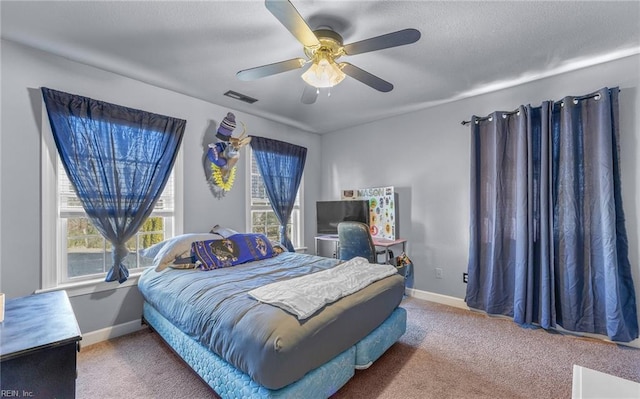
[0,40,322,333]
[2,37,639,341]
[320,54,640,316]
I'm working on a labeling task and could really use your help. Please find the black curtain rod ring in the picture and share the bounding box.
[462,88,615,126]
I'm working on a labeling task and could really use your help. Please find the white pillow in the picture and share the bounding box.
[140,240,169,259]
[210,224,240,238]
[142,233,223,272]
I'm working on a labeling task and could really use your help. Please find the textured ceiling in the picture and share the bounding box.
[2,1,639,134]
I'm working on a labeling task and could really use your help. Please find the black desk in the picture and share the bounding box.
[1,290,82,398]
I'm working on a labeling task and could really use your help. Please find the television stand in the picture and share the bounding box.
[314,234,406,263]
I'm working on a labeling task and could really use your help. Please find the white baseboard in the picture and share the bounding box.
[81,319,146,347]
[405,288,640,349]
[405,287,469,310]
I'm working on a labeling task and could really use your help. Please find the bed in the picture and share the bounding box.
[137,232,406,398]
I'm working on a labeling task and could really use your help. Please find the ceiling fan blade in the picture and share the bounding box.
[301,84,318,104]
[343,28,421,55]
[237,58,306,81]
[265,0,320,48]
[340,63,393,92]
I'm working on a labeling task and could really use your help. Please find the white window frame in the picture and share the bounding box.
[39,103,183,297]
[245,146,304,250]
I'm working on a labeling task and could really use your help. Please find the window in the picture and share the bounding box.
[57,158,175,282]
[247,148,303,248]
[40,105,183,292]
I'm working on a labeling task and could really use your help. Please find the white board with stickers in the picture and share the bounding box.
[342,186,397,240]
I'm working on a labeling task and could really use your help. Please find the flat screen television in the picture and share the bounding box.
[316,200,370,235]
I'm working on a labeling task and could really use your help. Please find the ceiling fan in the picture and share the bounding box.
[236,0,421,104]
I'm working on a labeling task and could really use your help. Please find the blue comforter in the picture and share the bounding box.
[138,252,404,389]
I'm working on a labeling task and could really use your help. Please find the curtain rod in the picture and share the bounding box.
[460,91,609,126]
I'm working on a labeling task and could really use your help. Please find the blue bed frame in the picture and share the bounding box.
[143,302,406,398]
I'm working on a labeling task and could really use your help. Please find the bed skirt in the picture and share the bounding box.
[142,301,407,399]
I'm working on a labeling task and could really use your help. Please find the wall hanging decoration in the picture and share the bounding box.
[205,112,251,198]
[342,186,397,240]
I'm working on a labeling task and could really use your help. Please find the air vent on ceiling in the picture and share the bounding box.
[224,90,258,104]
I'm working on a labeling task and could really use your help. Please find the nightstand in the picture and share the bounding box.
[0,290,82,398]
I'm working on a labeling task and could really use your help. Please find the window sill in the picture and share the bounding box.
[36,272,143,297]
[36,247,309,297]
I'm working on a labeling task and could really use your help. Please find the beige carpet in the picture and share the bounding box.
[77,297,640,398]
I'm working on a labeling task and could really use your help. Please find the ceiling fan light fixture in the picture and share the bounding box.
[240,1,421,103]
[301,52,345,88]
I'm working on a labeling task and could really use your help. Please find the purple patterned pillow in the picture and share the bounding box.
[191,233,275,270]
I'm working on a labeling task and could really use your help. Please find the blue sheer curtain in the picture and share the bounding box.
[42,88,185,283]
[250,136,307,251]
[466,87,638,342]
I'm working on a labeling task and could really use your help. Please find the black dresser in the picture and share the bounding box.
[1,290,82,398]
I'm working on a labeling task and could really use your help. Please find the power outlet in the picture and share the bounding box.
[435,268,443,279]
[463,272,468,283]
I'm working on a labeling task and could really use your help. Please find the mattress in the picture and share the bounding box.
[142,302,407,398]
[137,251,405,390]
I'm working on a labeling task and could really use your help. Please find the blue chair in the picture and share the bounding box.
[337,221,377,263]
